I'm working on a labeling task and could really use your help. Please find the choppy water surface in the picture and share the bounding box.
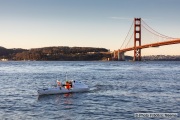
[0,61,179,120]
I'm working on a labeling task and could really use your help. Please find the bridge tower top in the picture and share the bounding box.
[134,18,141,61]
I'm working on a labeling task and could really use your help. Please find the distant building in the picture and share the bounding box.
[1,58,8,61]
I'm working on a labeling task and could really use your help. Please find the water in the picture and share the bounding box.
[0,61,179,120]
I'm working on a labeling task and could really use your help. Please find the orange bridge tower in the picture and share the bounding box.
[134,18,141,61]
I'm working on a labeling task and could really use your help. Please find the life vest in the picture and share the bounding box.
[66,82,71,89]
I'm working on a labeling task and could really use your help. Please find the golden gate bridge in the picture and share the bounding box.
[113,18,180,61]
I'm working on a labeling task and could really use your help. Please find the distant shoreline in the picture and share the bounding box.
[0,46,179,61]
[0,46,112,61]
[142,55,180,61]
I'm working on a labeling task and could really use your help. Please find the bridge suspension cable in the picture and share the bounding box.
[141,20,174,39]
[120,21,134,49]
[125,33,133,48]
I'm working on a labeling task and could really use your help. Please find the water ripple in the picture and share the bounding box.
[0,61,179,119]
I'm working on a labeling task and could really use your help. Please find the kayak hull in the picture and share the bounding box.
[37,81,89,95]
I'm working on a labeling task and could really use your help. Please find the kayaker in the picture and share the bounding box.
[66,81,71,90]
[57,80,61,87]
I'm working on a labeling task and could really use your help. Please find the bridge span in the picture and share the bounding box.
[113,18,180,61]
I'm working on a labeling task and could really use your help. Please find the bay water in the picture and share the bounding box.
[0,61,179,120]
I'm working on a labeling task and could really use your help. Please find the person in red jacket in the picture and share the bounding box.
[66,81,71,90]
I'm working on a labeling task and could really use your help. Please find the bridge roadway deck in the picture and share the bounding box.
[118,39,180,52]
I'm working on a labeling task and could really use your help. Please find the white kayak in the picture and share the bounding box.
[37,81,89,95]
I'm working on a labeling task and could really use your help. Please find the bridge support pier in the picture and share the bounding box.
[118,51,125,61]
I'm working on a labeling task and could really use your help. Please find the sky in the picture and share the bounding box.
[0,0,180,55]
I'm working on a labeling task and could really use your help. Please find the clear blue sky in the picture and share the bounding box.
[0,0,180,55]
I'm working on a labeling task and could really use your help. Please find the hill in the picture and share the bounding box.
[0,46,111,61]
